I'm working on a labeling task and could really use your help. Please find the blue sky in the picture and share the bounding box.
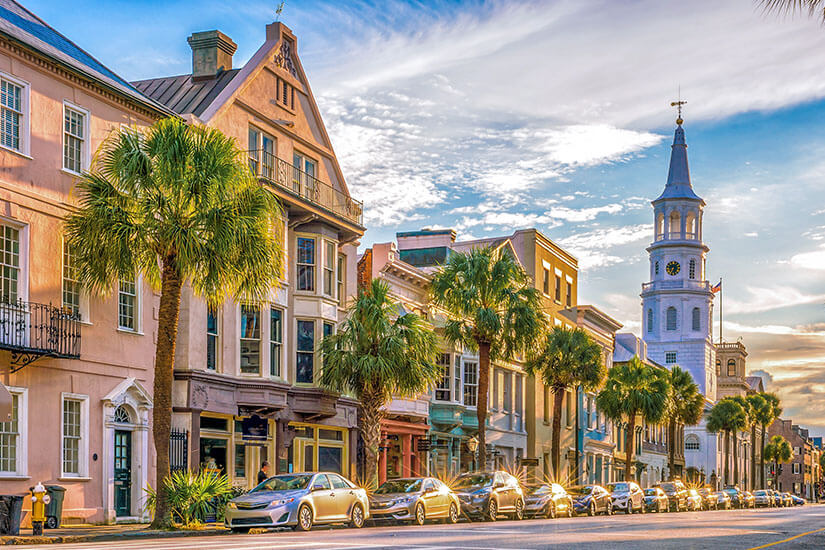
[22,0,825,434]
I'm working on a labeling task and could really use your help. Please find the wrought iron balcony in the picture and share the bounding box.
[0,299,81,371]
[248,150,364,226]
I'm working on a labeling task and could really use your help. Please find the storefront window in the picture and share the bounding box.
[234,443,246,478]
[291,425,347,475]
[200,438,227,474]
[296,320,315,383]
[240,305,261,374]
[319,446,342,473]
[304,445,314,471]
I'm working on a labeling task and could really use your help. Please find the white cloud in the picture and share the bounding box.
[516,125,664,166]
[791,245,825,270]
[558,224,652,269]
[725,286,825,314]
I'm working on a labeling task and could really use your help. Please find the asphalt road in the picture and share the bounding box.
[12,505,825,550]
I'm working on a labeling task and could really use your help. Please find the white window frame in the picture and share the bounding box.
[270,306,283,379]
[206,303,220,372]
[434,353,452,402]
[462,360,478,408]
[337,254,345,307]
[239,303,262,376]
[0,72,31,157]
[295,235,316,293]
[117,273,140,332]
[60,393,89,478]
[0,386,27,478]
[62,101,90,175]
[792,462,801,475]
[323,240,336,298]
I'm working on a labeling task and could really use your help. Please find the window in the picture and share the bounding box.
[270,308,282,377]
[207,305,219,371]
[463,361,478,407]
[0,390,23,474]
[792,463,801,475]
[555,275,562,302]
[240,305,261,374]
[435,353,451,401]
[296,320,315,383]
[0,225,19,302]
[665,351,677,364]
[322,322,334,356]
[654,261,659,275]
[689,259,696,279]
[61,394,88,477]
[62,241,80,315]
[647,309,653,333]
[63,105,86,173]
[727,359,736,377]
[277,77,295,110]
[542,268,549,295]
[296,237,315,291]
[234,443,246,478]
[323,242,335,297]
[293,152,317,195]
[113,405,131,424]
[503,371,512,412]
[247,127,259,173]
[692,307,700,331]
[118,275,137,330]
[454,354,461,402]
[0,76,24,152]
[566,281,572,307]
[666,306,677,331]
[248,127,275,178]
[337,254,345,306]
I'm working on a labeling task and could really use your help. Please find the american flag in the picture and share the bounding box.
[711,280,722,293]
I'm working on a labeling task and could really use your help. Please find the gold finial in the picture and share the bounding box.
[671,86,686,125]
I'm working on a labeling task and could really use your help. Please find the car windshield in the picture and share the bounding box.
[453,474,493,489]
[723,488,737,495]
[643,489,657,496]
[569,486,594,496]
[251,474,312,493]
[375,479,423,494]
[607,483,629,492]
[525,485,551,495]
[754,490,767,496]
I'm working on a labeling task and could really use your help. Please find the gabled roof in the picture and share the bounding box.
[745,376,765,393]
[132,70,239,117]
[0,0,171,116]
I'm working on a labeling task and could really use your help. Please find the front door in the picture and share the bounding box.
[114,430,132,517]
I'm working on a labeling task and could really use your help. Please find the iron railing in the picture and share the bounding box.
[170,428,189,472]
[248,150,364,226]
[654,232,699,242]
[642,280,711,292]
[0,299,81,370]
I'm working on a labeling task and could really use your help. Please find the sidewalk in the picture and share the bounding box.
[0,523,229,545]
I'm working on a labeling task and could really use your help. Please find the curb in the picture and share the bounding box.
[1,528,230,545]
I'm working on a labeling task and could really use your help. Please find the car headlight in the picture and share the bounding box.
[227,502,237,510]
[271,498,295,506]
[472,491,490,501]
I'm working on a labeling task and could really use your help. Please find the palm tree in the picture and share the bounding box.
[729,395,755,487]
[759,0,825,24]
[430,246,545,470]
[524,326,606,480]
[64,118,283,527]
[664,366,704,479]
[763,435,793,489]
[707,397,748,487]
[757,393,782,488]
[596,356,670,482]
[746,393,769,490]
[320,279,440,488]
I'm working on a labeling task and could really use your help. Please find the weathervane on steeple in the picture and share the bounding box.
[671,87,686,125]
[275,1,286,22]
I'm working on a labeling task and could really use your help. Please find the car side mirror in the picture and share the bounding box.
[494,482,504,489]
[425,487,436,494]
[310,485,325,492]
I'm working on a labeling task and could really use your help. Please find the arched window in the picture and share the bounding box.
[656,214,665,239]
[647,309,653,333]
[689,259,696,279]
[669,210,681,236]
[113,405,131,424]
[685,212,696,237]
[692,307,700,331]
[666,306,677,330]
[716,359,721,375]
[655,261,660,275]
[727,359,736,376]
[685,434,700,451]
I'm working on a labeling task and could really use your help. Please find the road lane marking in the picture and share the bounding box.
[747,526,825,549]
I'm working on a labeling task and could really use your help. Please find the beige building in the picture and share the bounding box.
[134,22,364,486]
[0,1,171,523]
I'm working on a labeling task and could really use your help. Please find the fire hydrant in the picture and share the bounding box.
[30,482,50,536]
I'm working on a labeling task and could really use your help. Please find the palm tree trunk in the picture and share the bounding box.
[360,389,384,490]
[150,254,182,529]
[625,414,636,482]
[551,387,565,481]
[724,430,731,487]
[667,420,676,478]
[760,424,766,489]
[733,431,739,487]
[476,341,491,471]
[750,424,757,490]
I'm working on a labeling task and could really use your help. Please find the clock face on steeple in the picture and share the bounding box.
[666,261,681,276]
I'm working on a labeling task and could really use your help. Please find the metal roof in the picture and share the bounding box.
[654,123,704,204]
[132,69,240,117]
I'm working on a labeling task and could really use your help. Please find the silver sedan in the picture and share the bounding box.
[369,477,460,525]
[224,472,370,532]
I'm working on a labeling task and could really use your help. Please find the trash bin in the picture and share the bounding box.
[44,486,65,529]
[0,495,23,535]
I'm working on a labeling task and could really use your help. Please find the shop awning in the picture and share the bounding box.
[0,382,12,421]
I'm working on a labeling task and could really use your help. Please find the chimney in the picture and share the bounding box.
[187,30,237,80]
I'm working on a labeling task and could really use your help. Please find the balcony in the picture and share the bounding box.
[0,299,81,371]
[248,151,364,227]
[654,232,699,242]
[642,280,711,293]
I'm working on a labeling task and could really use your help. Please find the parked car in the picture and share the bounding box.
[697,488,718,510]
[686,489,703,511]
[655,481,688,512]
[453,471,525,521]
[224,472,369,532]
[607,482,644,514]
[771,490,784,507]
[369,477,460,525]
[790,494,805,506]
[570,485,613,516]
[780,492,793,507]
[741,491,756,509]
[713,490,732,510]
[722,487,744,509]
[523,483,574,519]
[643,487,668,513]
[752,489,772,508]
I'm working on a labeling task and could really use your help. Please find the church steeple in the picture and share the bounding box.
[655,118,703,203]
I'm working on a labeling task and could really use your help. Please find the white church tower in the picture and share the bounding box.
[641,111,716,397]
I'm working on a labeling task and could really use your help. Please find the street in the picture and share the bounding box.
[11,505,825,550]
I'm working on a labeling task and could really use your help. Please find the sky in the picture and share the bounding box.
[22,0,825,435]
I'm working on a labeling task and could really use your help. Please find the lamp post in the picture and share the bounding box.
[467,436,479,472]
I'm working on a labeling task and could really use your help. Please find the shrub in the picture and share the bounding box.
[144,470,231,527]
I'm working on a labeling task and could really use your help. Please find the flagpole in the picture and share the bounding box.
[718,277,722,344]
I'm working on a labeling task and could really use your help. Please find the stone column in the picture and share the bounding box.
[378,442,387,485]
[190,409,201,471]
[402,433,412,477]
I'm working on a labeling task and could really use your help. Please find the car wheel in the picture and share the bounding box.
[588,502,596,517]
[447,503,459,524]
[295,504,314,531]
[567,501,574,518]
[486,499,498,522]
[512,498,524,521]
[547,502,556,519]
[606,502,613,516]
[350,503,366,529]
[640,502,645,514]
[414,503,426,526]
[626,502,633,515]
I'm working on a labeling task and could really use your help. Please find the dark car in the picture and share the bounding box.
[722,487,744,509]
[643,487,668,513]
[790,494,805,506]
[698,488,718,510]
[453,471,525,522]
[655,481,688,512]
[607,482,644,514]
[570,485,613,516]
[369,477,460,525]
[523,483,574,519]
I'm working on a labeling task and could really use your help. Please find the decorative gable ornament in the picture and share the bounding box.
[274,40,298,78]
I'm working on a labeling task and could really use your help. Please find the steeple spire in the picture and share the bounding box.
[655,101,703,204]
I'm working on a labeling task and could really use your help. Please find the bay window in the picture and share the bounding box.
[240,305,261,374]
[323,241,335,297]
[435,353,451,401]
[297,237,315,291]
[296,320,315,383]
[270,308,282,377]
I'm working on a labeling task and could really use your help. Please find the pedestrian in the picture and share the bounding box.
[257,461,270,484]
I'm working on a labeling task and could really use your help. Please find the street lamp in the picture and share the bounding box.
[467,437,479,471]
